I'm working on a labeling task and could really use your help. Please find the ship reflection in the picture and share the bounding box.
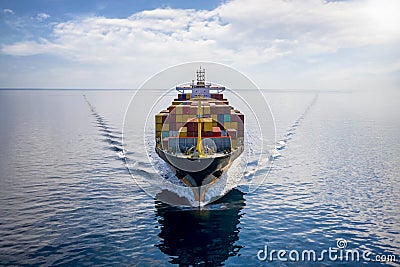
[155,189,246,266]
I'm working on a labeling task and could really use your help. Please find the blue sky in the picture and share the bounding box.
[0,0,399,90]
[0,0,222,19]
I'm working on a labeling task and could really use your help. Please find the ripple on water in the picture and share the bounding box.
[0,90,399,266]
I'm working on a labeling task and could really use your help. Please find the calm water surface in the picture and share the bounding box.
[0,89,399,266]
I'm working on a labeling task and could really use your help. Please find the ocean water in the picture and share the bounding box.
[0,89,399,266]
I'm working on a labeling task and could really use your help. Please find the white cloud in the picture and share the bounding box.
[3,0,399,61]
[36,12,50,21]
[1,0,399,89]
[2,40,49,56]
[3,8,14,14]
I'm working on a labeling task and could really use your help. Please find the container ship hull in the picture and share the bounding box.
[156,145,243,186]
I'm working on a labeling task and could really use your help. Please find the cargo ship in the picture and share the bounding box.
[155,68,244,190]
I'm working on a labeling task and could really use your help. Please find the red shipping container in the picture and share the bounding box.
[176,122,184,129]
[168,106,176,112]
[211,94,223,100]
[202,132,212,137]
[237,124,244,137]
[186,122,196,132]
[227,129,237,139]
[187,131,197,137]
[189,106,197,114]
[169,122,176,131]
[165,114,176,123]
[230,114,239,123]
[212,126,221,132]
[183,106,190,114]
[238,114,244,123]
[212,127,221,137]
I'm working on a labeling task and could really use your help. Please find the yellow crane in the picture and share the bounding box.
[195,98,205,158]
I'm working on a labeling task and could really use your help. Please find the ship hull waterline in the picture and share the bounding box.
[155,146,243,188]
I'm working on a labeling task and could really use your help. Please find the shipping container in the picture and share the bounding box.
[175,105,183,115]
[161,131,169,139]
[227,129,237,139]
[161,123,169,131]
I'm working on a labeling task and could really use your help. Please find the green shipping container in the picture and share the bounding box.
[224,114,231,122]
[162,131,169,139]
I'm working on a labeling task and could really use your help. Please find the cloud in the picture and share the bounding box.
[2,8,240,65]
[1,39,56,56]
[2,8,14,14]
[3,0,399,62]
[36,12,50,21]
[1,0,399,89]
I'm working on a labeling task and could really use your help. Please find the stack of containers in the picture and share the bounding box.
[177,93,192,101]
[155,93,244,152]
[210,93,223,100]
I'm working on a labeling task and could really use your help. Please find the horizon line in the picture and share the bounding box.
[0,88,351,93]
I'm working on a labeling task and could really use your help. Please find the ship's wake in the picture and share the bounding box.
[84,93,318,207]
[272,93,319,159]
[236,93,319,193]
[84,94,201,206]
[83,94,125,159]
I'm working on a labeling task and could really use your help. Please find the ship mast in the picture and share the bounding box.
[194,68,206,158]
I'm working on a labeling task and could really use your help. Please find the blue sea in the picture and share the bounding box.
[0,89,399,266]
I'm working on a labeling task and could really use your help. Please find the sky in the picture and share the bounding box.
[0,0,399,90]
